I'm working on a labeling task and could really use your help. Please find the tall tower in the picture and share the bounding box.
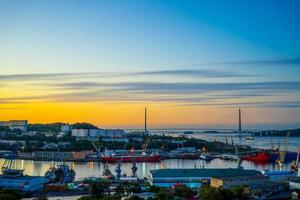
[239,108,242,132]
[144,107,147,134]
[238,108,242,144]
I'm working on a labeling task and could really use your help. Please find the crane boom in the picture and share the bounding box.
[279,132,290,163]
[87,135,100,153]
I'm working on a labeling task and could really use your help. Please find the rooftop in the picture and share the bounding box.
[246,180,287,189]
[287,176,300,184]
[0,175,46,181]
[150,168,261,178]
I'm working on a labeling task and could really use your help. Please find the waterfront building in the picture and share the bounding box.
[32,150,93,161]
[33,151,73,160]
[0,120,28,132]
[148,168,262,188]
[0,175,47,193]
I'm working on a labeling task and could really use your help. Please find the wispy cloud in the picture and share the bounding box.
[193,58,300,66]
[0,68,252,82]
[183,101,300,108]
[51,81,300,94]
[1,62,300,109]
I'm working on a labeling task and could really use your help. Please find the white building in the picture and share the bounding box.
[89,129,106,137]
[0,120,28,132]
[61,124,72,132]
[71,129,89,137]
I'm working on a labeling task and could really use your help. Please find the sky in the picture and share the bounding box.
[1,0,300,129]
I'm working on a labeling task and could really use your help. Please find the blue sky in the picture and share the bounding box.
[0,0,300,128]
[1,0,300,73]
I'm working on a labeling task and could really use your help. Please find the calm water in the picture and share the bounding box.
[0,158,298,181]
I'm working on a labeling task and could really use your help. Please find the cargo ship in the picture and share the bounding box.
[242,152,270,162]
[242,151,297,163]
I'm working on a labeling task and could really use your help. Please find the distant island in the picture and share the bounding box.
[203,130,220,134]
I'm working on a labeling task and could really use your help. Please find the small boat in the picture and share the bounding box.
[222,154,239,161]
[245,136,255,140]
[200,154,213,161]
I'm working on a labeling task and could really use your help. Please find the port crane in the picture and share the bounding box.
[291,146,300,172]
[278,132,290,169]
[87,135,101,158]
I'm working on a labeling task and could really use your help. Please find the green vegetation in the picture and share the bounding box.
[0,189,20,200]
[174,185,196,199]
[200,186,244,200]
[72,123,98,130]
[28,123,63,133]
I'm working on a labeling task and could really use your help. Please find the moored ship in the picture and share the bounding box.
[45,162,76,183]
[242,151,298,163]
[242,152,270,162]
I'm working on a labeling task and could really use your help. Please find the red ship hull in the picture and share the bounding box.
[101,155,161,163]
[242,152,270,162]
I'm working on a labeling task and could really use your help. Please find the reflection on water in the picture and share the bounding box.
[0,158,298,180]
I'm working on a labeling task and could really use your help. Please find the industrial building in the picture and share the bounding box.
[148,168,262,188]
[210,173,268,188]
[0,175,47,193]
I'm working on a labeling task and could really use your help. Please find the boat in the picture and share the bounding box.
[222,154,239,161]
[245,136,255,140]
[199,154,213,161]
[45,162,76,183]
[101,154,161,163]
[242,152,270,162]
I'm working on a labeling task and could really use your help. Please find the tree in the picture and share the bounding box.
[77,196,96,200]
[199,187,224,200]
[91,181,110,199]
[231,185,244,200]
[127,195,144,200]
[155,189,174,200]
[174,185,196,199]
[115,183,125,196]
[0,189,20,200]
[220,188,234,200]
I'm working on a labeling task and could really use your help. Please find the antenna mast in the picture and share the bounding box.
[238,108,242,144]
[144,107,147,134]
